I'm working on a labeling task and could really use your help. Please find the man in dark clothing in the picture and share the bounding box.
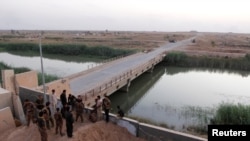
[117,105,124,118]
[65,106,74,138]
[36,95,44,110]
[60,90,67,106]
[68,94,76,111]
[61,104,67,119]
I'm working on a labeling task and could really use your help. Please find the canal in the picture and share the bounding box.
[1,52,250,132]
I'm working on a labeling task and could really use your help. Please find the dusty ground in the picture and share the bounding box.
[1,30,250,58]
[0,30,194,51]
[0,113,145,141]
[173,32,250,58]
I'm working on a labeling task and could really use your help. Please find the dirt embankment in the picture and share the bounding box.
[0,114,145,141]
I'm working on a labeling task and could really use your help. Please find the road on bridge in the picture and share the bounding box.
[69,37,195,96]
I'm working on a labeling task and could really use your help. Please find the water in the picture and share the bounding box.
[0,52,99,77]
[109,66,250,131]
[1,52,250,131]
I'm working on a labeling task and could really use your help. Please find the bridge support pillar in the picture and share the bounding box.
[120,79,131,92]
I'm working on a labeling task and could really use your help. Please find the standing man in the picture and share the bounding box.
[23,99,36,127]
[51,89,58,113]
[37,111,48,141]
[45,102,54,129]
[68,94,76,111]
[36,95,44,110]
[96,95,102,120]
[75,98,84,123]
[65,106,74,138]
[60,89,67,107]
[54,108,64,136]
[102,94,111,123]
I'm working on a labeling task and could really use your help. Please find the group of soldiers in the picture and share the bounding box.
[93,94,112,123]
[23,89,86,141]
[23,95,55,141]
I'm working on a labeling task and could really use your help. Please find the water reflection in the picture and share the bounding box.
[110,64,250,131]
[0,52,99,77]
[165,66,250,77]
[110,64,165,113]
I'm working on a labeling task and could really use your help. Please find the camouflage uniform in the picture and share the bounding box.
[42,107,51,130]
[75,100,84,123]
[102,96,111,122]
[37,114,48,141]
[23,100,35,126]
[54,109,64,136]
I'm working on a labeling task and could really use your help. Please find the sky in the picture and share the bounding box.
[1,0,250,33]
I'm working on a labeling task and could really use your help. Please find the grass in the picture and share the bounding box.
[128,103,250,136]
[211,103,250,125]
[164,51,250,71]
[0,42,136,59]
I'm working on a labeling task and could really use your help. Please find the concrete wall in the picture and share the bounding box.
[84,108,207,141]
[0,88,13,114]
[138,123,206,141]
[19,86,50,105]
[1,70,15,94]
[35,78,72,100]
[0,107,16,133]
[15,71,38,91]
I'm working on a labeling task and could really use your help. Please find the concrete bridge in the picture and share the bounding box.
[67,37,195,107]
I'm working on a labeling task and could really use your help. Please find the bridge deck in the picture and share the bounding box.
[68,38,193,106]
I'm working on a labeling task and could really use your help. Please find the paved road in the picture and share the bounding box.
[69,37,195,96]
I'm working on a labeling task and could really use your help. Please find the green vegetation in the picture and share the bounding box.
[164,52,250,71]
[211,103,250,124]
[37,73,59,86]
[0,43,135,59]
[182,106,214,134]
[0,62,59,85]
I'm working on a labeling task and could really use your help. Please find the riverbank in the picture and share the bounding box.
[1,31,250,140]
[164,52,250,71]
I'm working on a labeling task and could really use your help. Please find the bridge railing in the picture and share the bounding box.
[66,52,139,80]
[78,53,166,107]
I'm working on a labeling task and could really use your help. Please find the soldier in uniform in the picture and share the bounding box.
[45,102,54,128]
[36,95,44,108]
[102,94,111,123]
[75,98,84,123]
[23,99,36,126]
[96,95,102,120]
[42,104,50,130]
[37,111,48,141]
[54,108,64,136]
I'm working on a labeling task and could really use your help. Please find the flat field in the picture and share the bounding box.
[1,30,250,58]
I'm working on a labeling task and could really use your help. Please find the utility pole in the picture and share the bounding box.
[39,33,47,104]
